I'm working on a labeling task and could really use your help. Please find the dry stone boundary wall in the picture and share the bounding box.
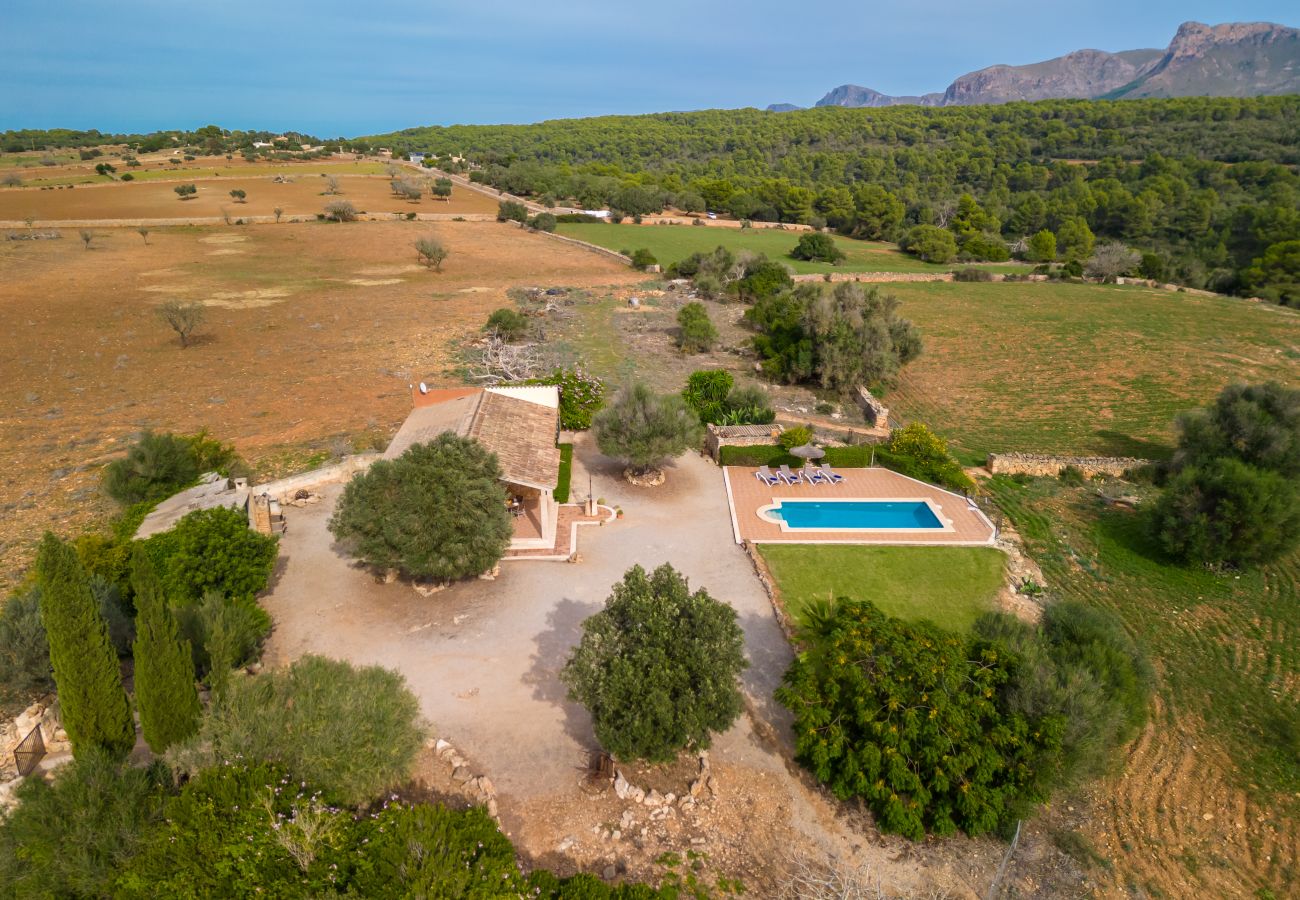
[253,453,380,502]
[987,453,1151,478]
[527,226,633,265]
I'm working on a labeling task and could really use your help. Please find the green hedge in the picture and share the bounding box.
[719,444,876,468]
[555,444,573,503]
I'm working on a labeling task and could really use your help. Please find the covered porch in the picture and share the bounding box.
[505,482,558,551]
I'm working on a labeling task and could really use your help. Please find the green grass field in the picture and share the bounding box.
[884,281,1300,462]
[987,475,1300,873]
[555,222,1023,274]
[756,545,1005,632]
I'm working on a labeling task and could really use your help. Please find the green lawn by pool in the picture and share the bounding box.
[757,545,1005,632]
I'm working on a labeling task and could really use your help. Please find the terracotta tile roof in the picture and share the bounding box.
[384,387,560,491]
[468,390,560,490]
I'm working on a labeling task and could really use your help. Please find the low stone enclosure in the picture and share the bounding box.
[987,453,1152,478]
[704,423,783,461]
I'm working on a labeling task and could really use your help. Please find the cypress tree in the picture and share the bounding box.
[130,546,200,752]
[34,533,135,758]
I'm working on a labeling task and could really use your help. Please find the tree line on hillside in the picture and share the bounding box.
[368,97,1300,304]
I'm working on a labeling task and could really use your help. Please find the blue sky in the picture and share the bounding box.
[1,1,1294,136]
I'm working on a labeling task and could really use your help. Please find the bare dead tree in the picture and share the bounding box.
[156,299,207,348]
[78,230,93,250]
[324,176,341,195]
[472,335,541,382]
[273,206,284,223]
[778,854,952,900]
[137,227,150,245]
[1085,242,1142,283]
[934,199,957,229]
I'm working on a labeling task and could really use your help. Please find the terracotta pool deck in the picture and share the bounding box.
[723,466,997,546]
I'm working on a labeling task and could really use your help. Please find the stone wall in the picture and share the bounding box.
[253,453,380,503]
[790,271,954,284]
[528,226,632,265]
[704,424,783,461]
[853,386,890,428]
[987,453,1151,478]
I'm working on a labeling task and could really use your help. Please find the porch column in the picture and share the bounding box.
[540,489,553,541]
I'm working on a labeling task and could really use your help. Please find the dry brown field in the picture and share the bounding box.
[0,220,638,591]
[0,173,496,223]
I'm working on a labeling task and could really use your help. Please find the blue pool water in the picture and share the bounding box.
[769,500,942,530]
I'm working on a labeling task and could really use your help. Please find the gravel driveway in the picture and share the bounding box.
[261,434,795,799]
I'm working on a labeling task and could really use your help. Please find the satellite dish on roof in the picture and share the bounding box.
[418,382,428,394]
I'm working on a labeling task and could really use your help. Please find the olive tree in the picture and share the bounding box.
[594,382,703,478]
[324,200,357,222]
[329,434,511,581]
[562,564,747,762]
[413,237,448,271]
[156,299,206,348]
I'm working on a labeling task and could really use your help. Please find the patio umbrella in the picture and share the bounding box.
[789,443,825,460]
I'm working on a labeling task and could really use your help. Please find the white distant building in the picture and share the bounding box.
[408,152,427,164]
[252,141,273,149]
[581,209,611,219]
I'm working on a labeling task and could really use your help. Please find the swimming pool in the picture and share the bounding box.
[758,499,949,532]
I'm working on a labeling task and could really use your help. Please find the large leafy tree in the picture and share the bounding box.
[102,431,200,506]
[330,434,511,580]
[130,547,200,754]
[1172,381,1300,477]
[803,282,922,392]
[594,382,703,476]
[34,534,135,758]
[562,564,747,763]
[900,225,956,263]
[168,655,424,807]
[0,749,160,896]
[147,505,278,604]
[1150,457,1300,567]
[1244,240,1300,307]
[776,600,1059,840]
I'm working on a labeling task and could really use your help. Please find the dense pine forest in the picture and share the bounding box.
[370,97,1300,302]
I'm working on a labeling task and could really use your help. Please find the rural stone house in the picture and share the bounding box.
[386,385,562,552]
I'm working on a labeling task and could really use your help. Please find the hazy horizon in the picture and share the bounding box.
[2,1,1296,136]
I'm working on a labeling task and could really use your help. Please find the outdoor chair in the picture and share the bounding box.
[778,464,803,485]
[802,464,828,485]
[754,466,782,486]
[819,462,845,483]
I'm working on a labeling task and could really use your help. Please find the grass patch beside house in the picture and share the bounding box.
[757,544,1005,632]
[554,443,573,503]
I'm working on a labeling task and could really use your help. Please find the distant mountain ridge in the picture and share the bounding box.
[768,21,1300,111]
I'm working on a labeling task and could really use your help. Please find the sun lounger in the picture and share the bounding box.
[802,464,828,484]
[819,462,845,484]
[754,466,782,486]
[778,464,803,485]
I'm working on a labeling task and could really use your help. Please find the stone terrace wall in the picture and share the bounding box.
[987,453,1151,478]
